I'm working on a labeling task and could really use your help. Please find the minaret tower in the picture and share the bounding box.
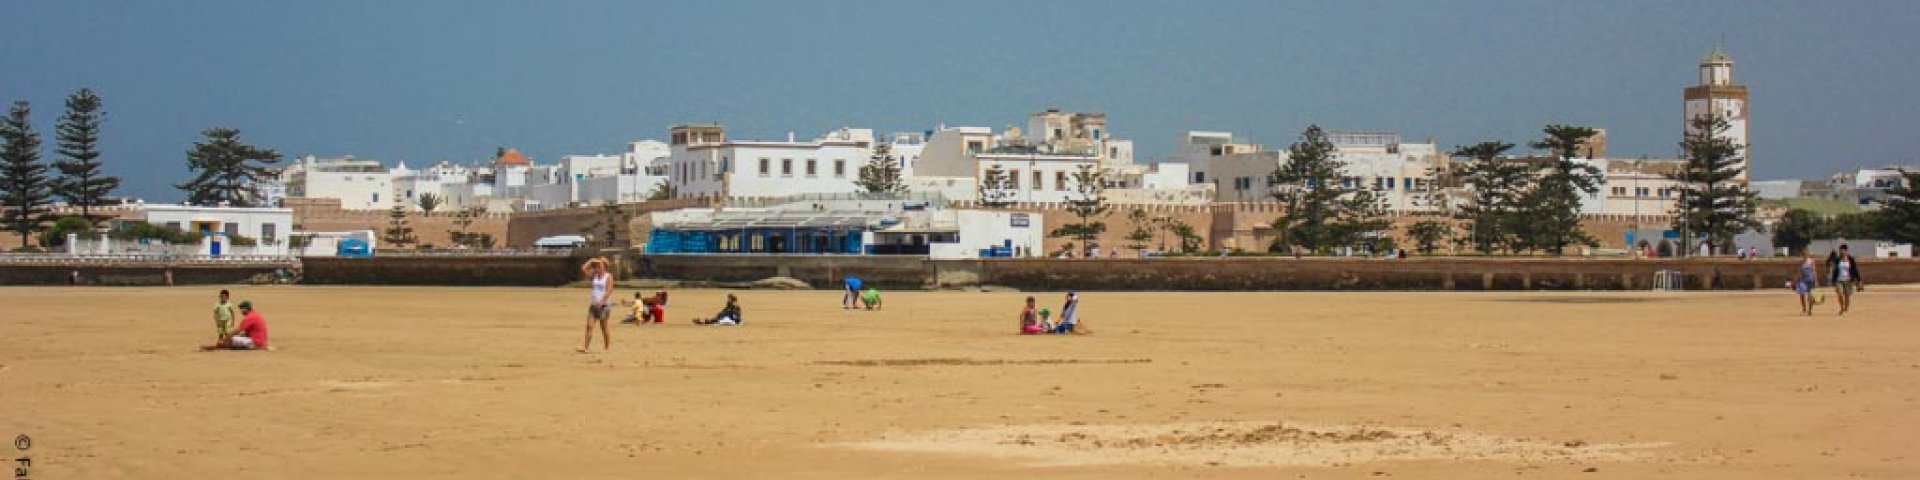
[1684,46,1751,182]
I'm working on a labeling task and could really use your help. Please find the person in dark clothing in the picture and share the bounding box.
[696,294,743,325]
[1829,244,1865,315]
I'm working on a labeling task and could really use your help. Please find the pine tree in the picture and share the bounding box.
[383,204,417,247]
[177,128,281,207]
[0,101,54,249]
[580,201,632,247]
[646,180,676,201]
[416,192,442,214]
[1268,125,1391,253]
[1522,125,1603,254]
[855,143,909,196]
[1124,209,1155,251]
[1047,164,1112,252]
[52,88,118,223]
[448,204,488,248]
[977,163,1015,207]
[1452,141,1531,253]
[1669,113,1762,252]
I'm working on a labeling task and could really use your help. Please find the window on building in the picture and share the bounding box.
[1386,177,1396,190]
[720,156,729,173]
[1235,177,1252,190]
[782,159,793,176]
[1055,171,1068,191]
[966,141,983,154]
[1092,129,1102,140]
[372,192,379,203]
[1194,172,1206,183]
[1009,169,1022,189]
[759,158,770,176]
[1032,170,1043,190]
[806,159,817,176]
[835,159,846,177]
[261,223,277,243]
[224,223,240,237]
[166,221,181,231]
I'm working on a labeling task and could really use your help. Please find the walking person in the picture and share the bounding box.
[1830,244,1865,315]
[579,258,614,353]
[1793,250,1822,316]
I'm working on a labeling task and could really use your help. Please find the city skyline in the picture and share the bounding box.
[4,0,1918,201]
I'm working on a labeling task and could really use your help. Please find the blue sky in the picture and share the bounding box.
[3,0,1917,200]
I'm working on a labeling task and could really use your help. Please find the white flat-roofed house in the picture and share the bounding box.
[283,155,394,210]
[661,124,880,201]
[143,204,295,256]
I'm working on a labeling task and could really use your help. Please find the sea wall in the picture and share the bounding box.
[963,257,1920,291]
[300,255,587,286]
[0,259,294,286]
[630,254,1920,291]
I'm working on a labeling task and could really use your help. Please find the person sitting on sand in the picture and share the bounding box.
[1019,296,1044,335]
[1052,291,1082,334]
[202,300,270,351]
[621,292,649,324]
[621,291,669,325]
[1037,307,1053,331]
[860,286,882,310]
[696,294,743,325]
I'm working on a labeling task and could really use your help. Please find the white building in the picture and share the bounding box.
[282,156,394,210]
[660,124,882,200]
[1184,130,1446,209]
[143,204,295,256]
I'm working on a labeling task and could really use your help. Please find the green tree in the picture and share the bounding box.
[416,192,442,214]
[0,101,53,248]
[581,201,632,247]
[1267,125,1390,253]
[51,89,118,223]
[1770,208,1824,255]
[977,163,1015,207]
[1407,220,1451,255]
[1451,141,1530,254]
[1047,164,1111,253]
[856,143,909,195]
[1874,169,1920,245]
[38,216,95,249]
[177,128,282,207]
[1669,113,1762,252]
[1156,217,1203,254]
[1124,208,1155,251]
[1521,125,1604,254]
[448,204,489,248]
[646,180,677,201]
[382,204,417,247]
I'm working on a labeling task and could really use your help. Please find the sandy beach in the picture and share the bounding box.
[4,286,1917,479]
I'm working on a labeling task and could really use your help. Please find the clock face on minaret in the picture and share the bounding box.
[1684,48,1752,182]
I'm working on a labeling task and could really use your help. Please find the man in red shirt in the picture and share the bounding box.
[203,300,271,351]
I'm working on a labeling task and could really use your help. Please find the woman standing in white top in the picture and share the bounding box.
[580,258,615,353]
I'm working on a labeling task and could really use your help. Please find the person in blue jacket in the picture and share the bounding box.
[842,276,863,310]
